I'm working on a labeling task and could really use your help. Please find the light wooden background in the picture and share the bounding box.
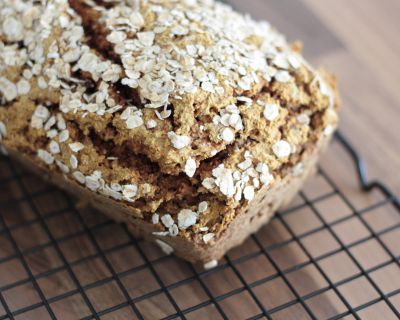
[229,0,400,196]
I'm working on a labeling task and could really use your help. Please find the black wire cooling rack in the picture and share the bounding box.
[0,131,399,320]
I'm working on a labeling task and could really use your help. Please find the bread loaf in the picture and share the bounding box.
[0,0,339,265]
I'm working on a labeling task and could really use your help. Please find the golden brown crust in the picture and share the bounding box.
[0,0,339,263]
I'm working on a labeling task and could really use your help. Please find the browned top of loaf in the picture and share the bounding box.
[0,0,339,241]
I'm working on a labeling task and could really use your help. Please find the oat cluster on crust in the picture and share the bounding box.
[0,0,339,244]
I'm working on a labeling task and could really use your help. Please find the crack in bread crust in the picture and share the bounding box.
[0,0,339,260]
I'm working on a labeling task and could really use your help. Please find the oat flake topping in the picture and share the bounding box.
[0,0,338,238]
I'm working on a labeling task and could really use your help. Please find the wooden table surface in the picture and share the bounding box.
[229,0,400,195]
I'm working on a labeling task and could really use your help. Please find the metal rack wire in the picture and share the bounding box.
[0,131,398,320]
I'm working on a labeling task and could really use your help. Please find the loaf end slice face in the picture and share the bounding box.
[0,0,339,264]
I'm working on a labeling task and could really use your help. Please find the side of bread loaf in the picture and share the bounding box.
[0,0,339,265]
[6,130,330,264]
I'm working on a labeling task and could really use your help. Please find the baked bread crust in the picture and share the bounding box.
[0,0,339,264]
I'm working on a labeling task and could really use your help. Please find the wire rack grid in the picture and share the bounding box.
[0,131,398,320]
